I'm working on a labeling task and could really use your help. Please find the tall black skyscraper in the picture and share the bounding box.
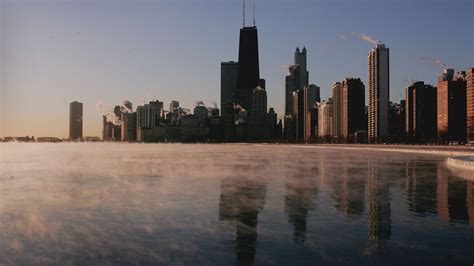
[236,26,260,114]
[69,101,83,141]
[221,61,239,112]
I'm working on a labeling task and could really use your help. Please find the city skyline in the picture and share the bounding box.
[1,0,473,138]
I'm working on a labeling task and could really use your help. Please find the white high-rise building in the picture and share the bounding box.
[317,99,333,137]
[368,44,390,142]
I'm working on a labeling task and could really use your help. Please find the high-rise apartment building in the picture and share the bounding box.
[69,101,83,140]
[437,69,467,142]
[368,44,390,142]
[121,112,137,142]
[149,100,163,126]
[332,82,343,138]
[304,84,320,141]
[405,81,437,142]
[317,99,333,138]
[341,78,365,140]
[137,104,155,129]
[305,84,320,109]
[467,68,474,143]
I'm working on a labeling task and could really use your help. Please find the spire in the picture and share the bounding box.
[296,46,300,52]
[253,0,256,26]
[243,0,245,27]
[302,46,306,53]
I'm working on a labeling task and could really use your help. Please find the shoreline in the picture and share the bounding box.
[289,144,474,157]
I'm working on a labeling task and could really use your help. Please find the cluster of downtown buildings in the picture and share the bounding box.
[58,22,474,144]
[281,44,474,144]
[91,22,282,143]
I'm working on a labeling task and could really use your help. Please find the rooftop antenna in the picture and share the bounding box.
[253,0,256,26]
[243,0,245,27]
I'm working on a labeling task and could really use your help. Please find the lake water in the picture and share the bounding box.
[1,143,473,265]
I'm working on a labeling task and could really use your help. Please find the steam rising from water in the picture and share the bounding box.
[1,143,473,265]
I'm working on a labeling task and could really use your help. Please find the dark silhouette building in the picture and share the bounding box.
[304,84,320,142]
[69,101,83,141]
[332,82,343,139]
[221,61,239,112]
[341,78,366,141]
[437,69,467,142]
[285,64,301,116]
[121,112,137,142]
[293,89,305,140]
[236,26,260,114]
[250,86,267,124]
[467,68,474,143]
[405,81,437,142]
[389,101,406,142]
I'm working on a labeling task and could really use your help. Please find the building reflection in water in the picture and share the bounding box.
[403,160,474,225]
[330,157,366,216]
[367,158,391,242]
[405,160,438,215]
[284,165,319,243]
[436,163,474,224]
[219,178,267,265]
[468,182,474,225]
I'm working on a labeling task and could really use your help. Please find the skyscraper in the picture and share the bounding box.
[317,99,333,138]
[137,104,155,142]
[293,89,304,140]
[467,68,474,143]
[304,84,320,141]
[285,47,310,116]
[236,26,260,114]
[121,112,137,142]
[69,101,83,140]
[341,78,366,140]
[221,61,239,112]
[437,69,467,142]
[250,86,267,125]
[305,84,320,109]
[285,65,301,115]
[368,44,390,142]
[332,82,343,138]
[294,47,309,91]
[149,100,164,126]
[405,81,437,142]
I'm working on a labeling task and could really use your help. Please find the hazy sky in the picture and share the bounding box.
[1,0,473,138]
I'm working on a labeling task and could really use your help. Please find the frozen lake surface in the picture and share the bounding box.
[1,143,473,265]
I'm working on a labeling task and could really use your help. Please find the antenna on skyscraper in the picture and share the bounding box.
[253,0,256,26]
[243,0,246,27]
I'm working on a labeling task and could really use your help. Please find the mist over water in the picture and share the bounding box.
[1,143,473,265]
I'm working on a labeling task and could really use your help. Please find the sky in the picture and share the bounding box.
[0,0,473,138]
